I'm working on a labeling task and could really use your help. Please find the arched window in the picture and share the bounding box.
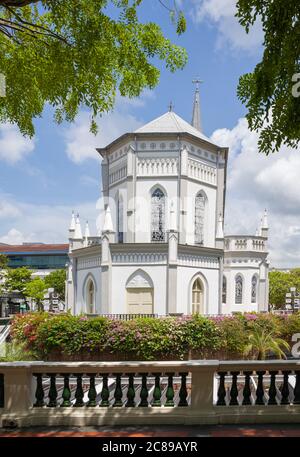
[192,278,204,314]
[151,188,165,242]
[117,195,124,243]
[251,275,258,303]
[235,275,243,304]
[195,193,205,245]
[86,279,95,314]
[222,276,227,304]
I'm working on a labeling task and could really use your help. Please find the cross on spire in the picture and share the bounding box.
[168,101,174,112]
[192,78,203,91]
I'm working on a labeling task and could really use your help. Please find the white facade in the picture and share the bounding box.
[66,94,269,316]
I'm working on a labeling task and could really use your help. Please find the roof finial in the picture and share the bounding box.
[192,78,203,132]
[168,101,174,112]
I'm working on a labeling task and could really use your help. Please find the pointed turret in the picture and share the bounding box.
[261,209,269,238]
[169,200,177,232]
[102,205,115,234]
[74,213,83,240]
[191,79,203,132]
[84,220,90,247]
[216,214,224,239]
[69,211,76,235]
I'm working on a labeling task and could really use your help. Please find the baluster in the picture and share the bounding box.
[87,374,97,407]
[293,371,300,404]
[125,373,135,407]
[152,373,161,407]
[47,373,57,407]
[229,371,239,405]
[100,374,110,407]
[281,371,291,405]
[255,371,265,405]
[178,372,188,407]
[0,374,4,408]
[242,371,252,405]
[165,373,175,407]
[217,372,227,406]
[61,374,71,407]
[113,374,123,407]
[33,373,45,407]
[74,374,84,407]
[139,373,149,407]
[268,371,278,405]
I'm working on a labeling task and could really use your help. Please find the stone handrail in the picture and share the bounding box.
[1,360,300,428]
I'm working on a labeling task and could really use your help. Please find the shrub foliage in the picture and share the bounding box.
[10,312,300,361]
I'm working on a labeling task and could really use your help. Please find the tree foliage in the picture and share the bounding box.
[0,253,8,269]
[269,269,300,309]
[4,266,32,294]
[24,277,46,310]
[0,0,187,136]
[44,268,66,301]
[236,0,300,154]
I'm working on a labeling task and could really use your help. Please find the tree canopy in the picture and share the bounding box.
[24,277,46,310]
[44,268,66,301]
[0,0,187,136]
[236,0,300,154]
[4,266,32,294]
[269,269,300,309]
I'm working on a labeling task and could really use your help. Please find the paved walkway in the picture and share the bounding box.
[1,424,300,437]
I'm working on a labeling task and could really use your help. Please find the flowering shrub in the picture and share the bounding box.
[10,312,299,361]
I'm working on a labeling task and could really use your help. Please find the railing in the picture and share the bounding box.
[225,237,266,252]
[99,314,159,320]
[1,360,300,427]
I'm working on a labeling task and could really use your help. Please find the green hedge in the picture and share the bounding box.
[10,312,300,361]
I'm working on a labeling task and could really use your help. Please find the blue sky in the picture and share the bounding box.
[1,0,300,267]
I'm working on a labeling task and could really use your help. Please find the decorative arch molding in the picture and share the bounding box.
[188,272,209,315]
[82,273,97,314]
[148,183,168,199]
[126,269,154,289]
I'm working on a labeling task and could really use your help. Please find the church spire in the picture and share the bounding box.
[192,78,203,132]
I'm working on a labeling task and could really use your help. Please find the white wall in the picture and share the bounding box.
[176,266,220,315]
[185,181,217,248]
[223,266,260,313]
[76,266,101,314]
[110,264,167,315]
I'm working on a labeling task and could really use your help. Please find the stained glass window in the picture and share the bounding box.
[222,276,227,304]
[192,278,203,314]
[195,193,205,245]
[251,275,258,303]
[235,275,243,304]
[151,188,165,242]
[117,196,124,243]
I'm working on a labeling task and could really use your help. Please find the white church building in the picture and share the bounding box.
[66,87,269,316]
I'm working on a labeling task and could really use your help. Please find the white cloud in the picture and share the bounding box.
[191,0,263,52]
[0,123,35,164]
[211,118,300,268]
[62,94,151,164]
[0,196,99,245]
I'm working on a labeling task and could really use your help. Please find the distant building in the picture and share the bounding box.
[0,243,68,316]
[0,243,69,278]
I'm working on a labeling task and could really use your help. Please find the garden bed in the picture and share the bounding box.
[9,312,300,361]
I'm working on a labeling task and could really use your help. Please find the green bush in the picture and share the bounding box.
[9,312,295,361]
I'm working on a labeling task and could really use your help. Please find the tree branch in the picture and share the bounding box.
[0,0,39,6]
